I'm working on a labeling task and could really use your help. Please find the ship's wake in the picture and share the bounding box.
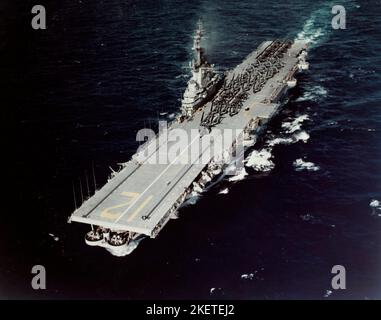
[295,18,325,47]
[295,4,333,48]
[221,113,313,187]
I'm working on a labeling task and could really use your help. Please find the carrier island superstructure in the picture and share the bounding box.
[68,22,309,256]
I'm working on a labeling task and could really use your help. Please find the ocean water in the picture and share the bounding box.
[1,0,380,299]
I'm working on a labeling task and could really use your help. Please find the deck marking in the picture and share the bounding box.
[127,195,153,222]
[100,192,139,220]
[115,133,201,223]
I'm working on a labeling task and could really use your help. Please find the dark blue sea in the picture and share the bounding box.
[0,0,380,299]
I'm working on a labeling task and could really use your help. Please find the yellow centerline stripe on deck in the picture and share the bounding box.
[127,195,153,222]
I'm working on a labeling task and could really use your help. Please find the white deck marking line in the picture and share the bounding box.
[114,133,201,223]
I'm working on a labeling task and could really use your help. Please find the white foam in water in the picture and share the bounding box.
[241,273,254,280]
[293,158,320,172]
[293,131,310,143]
[266,137,294,147]
[245,149,275,172]
[219,188,229,194]
[282,115,310,133]
[266,115,311,148]
[324,290,333,298]
[370,200,381,216]
[48,233,59,241]
[175,73,190,79]
[209,287,223,295]
[184,191,201,206]
[300,213,315,222]
[369,199,380,208]
[295,5,330,47]
[296,26,324,45]
[296,85,328,102]
[228,168,248,182]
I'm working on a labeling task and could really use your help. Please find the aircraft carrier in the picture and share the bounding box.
[68,22,309,256]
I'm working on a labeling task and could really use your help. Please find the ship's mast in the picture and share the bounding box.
[192,20,205,70]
